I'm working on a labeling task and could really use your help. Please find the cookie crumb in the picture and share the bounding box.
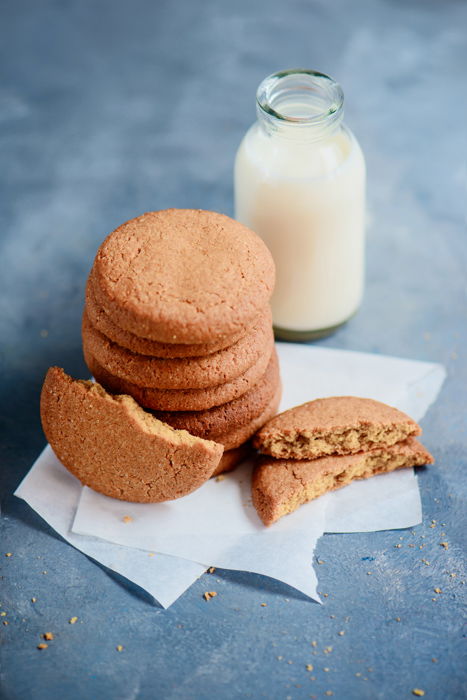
[431,657,438,663]
[5,553,12,557]
[367,572,372,575]
[215,475,225,482]
[311,640,317,647]
[412,690,425,697]
[203,591,217,601]
[323,593,329,598]
[37,643,48,650]
[306,664,314,671]
[2,621,8,626]
[338,630,345,636]
[421,560,430,566]
[116,645,124,652]
[323,667,330,672]
[31,598,37,603]
[43,633,54,640]
[440,542,449,550]
[324,646,333,654]
[260,603,267,607]
[69,617,78,624]
[0,612,6,617]
[433,587,442,594]
[394,544,402,548]
[317,560,325,565]
[208,567,216,574]
[325,692,333,697]
[395,617,401,622]
[148,552,155,557]
[355,672,361,677]
[42,571,48,575]
[122,515,133,524]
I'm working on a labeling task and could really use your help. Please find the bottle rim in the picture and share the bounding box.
[256,69,344,128]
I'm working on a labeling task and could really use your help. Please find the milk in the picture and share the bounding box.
[234,71,366,339]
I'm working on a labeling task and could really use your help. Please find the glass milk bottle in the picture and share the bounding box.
[234,69,366,340]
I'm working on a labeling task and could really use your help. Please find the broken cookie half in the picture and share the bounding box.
[40,367,223,503]
[253,396,422,460]
[252,438,434,526]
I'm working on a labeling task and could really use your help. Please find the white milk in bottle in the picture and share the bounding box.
[234,69,366,340]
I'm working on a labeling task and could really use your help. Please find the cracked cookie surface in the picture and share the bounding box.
[90,209,275,344]
[253,396,422,459]
[252,438,434,525]
[40,367,223,503]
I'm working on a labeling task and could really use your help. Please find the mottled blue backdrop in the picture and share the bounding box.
[1,1,466,698]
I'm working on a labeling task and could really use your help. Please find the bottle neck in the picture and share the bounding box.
[256,69,344,143]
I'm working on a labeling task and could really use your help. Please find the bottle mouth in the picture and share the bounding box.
[256,69,344,128]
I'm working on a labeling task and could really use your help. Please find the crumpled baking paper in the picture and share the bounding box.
[15,343,445,607]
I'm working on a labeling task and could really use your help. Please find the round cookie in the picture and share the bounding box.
[40,367,223,503]
[82,308,274,390]
[152,350,280,440]
[216,382,282,451]
[84,346,275,411]
[212,444,253,477]
[91,209,275,343]
[85,277,252,358]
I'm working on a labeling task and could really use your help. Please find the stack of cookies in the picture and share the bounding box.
[82,209,281,475]
[252,397,434,525]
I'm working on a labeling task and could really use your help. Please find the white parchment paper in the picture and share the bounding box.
[15,343,445,607]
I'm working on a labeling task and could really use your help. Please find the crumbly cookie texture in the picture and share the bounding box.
[84,346,274,412]
[40,367,223,503]
[85,276,252,358]
[91,209,275,344]
[253,396,421,459]
[81,308,273,390]
[252,438,434,526]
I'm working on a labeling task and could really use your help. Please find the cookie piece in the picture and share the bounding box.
[212,444,252,477]
[84,346,275,411]
[90,209,275,344]
[82,308,273,389]
[252,438,434,526]
[152,349,280,439]
[40,367,223,503]
[216,382,282,450]
[253,396,422,459]
[85,278,251,358]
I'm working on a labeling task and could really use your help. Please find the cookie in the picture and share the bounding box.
[212,444,252,477]
[82,308,273,390]
[90,209,275,344]
[85,277,251,358]
[215,381,282,451]
[253,396,422,460]
[40,367,223,503]
[150,349,280,439]
[252,438,434,525]
[84,346,275,411]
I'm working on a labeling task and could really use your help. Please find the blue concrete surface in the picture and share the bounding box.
[1,1,466,698]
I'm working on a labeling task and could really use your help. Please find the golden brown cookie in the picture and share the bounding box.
[40,367,223,503]
[212,444,253,477]
[252,438,434,525]
[215,382,282,450]
[90,209,275,344]
[84,346,275,411]
[151,349,280,439]
[253,396,422,460]
[81,308,273,390]
[85,277,253,358]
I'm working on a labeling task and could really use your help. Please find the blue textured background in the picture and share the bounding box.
[1,1,466,698]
